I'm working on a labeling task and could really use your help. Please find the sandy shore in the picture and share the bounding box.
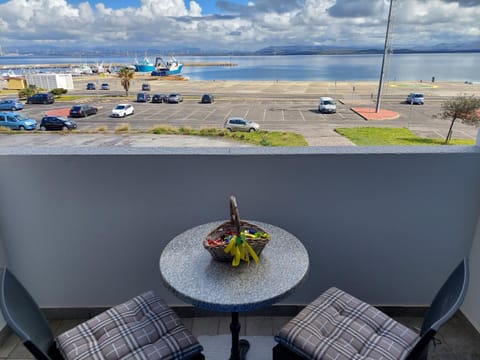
[72,75,480,98]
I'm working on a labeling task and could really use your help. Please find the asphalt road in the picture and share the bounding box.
[2,78,479,146]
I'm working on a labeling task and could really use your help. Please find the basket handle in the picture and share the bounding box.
[230,196,241,235]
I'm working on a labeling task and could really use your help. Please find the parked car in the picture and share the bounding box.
[111,104,134,117]
[40,116,77,131]
[0,99,24,111]
[0,112,37,130]
[168,93,183,103]
[152,94,168,103]
[142,83,151,91]
[201,94,214,104]
[224,117,260,132]
[26,93,54,104]
[69,104,98,117]
[318,97,336,113]
[86,83,96,90]
[406,93,424,105]
[100,83,110,90]
[136,92,151,102]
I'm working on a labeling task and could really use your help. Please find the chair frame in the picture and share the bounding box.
[0,267,204,360]
[273,258,469,360]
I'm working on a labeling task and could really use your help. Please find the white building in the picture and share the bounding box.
[25,73,74,90]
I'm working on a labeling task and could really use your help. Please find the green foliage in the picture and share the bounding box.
[434,95,480,143]
[114,123,130,133]
[336,127,475,146]
[50,88,68,96]
[18,87,36,99]
[150,125,179,134]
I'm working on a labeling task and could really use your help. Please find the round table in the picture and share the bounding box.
[160,221,309,360]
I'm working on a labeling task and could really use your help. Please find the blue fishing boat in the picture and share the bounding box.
[133,56,155,72]
[151,56,183,76]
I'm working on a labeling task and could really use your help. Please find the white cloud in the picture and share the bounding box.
[0,0,478,51]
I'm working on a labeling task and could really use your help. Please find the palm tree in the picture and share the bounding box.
[118,67,135,96]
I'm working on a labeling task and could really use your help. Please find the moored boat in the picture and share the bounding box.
[133,56,155,72]
[151,56,183,76]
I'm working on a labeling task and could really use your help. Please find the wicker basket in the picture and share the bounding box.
[204,196,270,262]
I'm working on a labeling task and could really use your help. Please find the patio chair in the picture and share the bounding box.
[273,258,469,360]
[0,267,205,360]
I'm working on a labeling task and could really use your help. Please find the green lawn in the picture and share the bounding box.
[335,127,475,146]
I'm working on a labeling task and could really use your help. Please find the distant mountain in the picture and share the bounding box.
[254,45,382,55]
[254,44,480,55]
[2,42,480,57]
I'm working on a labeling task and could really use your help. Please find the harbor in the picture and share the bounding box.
[0,61,237,71]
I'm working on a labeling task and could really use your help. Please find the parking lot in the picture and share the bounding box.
[3,78,479,146]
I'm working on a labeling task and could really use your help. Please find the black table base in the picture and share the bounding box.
[229,312,250,360]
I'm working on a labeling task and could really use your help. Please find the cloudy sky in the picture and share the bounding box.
[0,0,479,52]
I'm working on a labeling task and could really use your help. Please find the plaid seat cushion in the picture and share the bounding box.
[56,291,203,360]
[275,287,420,360]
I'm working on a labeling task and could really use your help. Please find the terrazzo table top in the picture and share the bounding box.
[159,221,309,312]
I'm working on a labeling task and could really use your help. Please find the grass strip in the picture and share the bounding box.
[336,127,475,146]
[150,126,308,146]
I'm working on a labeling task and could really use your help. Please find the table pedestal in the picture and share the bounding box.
[229,312,250,360]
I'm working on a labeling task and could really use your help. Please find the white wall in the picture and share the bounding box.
[0,146,479,311]
[25,74,74,90]
[463,216,480,332]
[0,233,7,331]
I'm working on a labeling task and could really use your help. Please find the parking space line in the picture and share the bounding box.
[282,110,285,121]
[165,109,183,120]
[202,108,217,121]
[337,111,345,119]
[184,110,199,120]
[263,108,267,122]
[299,110,306,122]
[224,108,233,120]
[244,108,250,118]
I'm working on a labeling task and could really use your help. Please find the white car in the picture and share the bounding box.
[111,104,134,118]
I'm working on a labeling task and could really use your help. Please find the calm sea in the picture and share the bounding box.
[1,53,479,82]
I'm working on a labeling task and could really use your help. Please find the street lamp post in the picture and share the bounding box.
[376,0,394,113]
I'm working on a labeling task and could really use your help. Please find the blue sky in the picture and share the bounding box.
[0,1,479,52]
[66,0,245,14]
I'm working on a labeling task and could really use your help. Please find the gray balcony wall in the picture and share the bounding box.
[0,235,6,330]
[464,216,480,331]
[0,145,479,328]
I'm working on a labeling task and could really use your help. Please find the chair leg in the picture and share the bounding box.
[273,344,306,360]
[190,352,205,360]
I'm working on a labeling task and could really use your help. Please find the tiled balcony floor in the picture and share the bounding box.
[1,313,479,359]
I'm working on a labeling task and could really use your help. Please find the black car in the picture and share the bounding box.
[201,94,214,103]
[142,83,151,91]
[151,94,168,103]
[26,93,55,104]
[86,83,96,90]
[69,104,98,117]
[136,92,151,102]
[40,116,77,131]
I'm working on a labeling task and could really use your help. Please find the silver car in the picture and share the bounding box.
[168,93,183,103]
[406,93,424,105]
[224,117,260,132]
